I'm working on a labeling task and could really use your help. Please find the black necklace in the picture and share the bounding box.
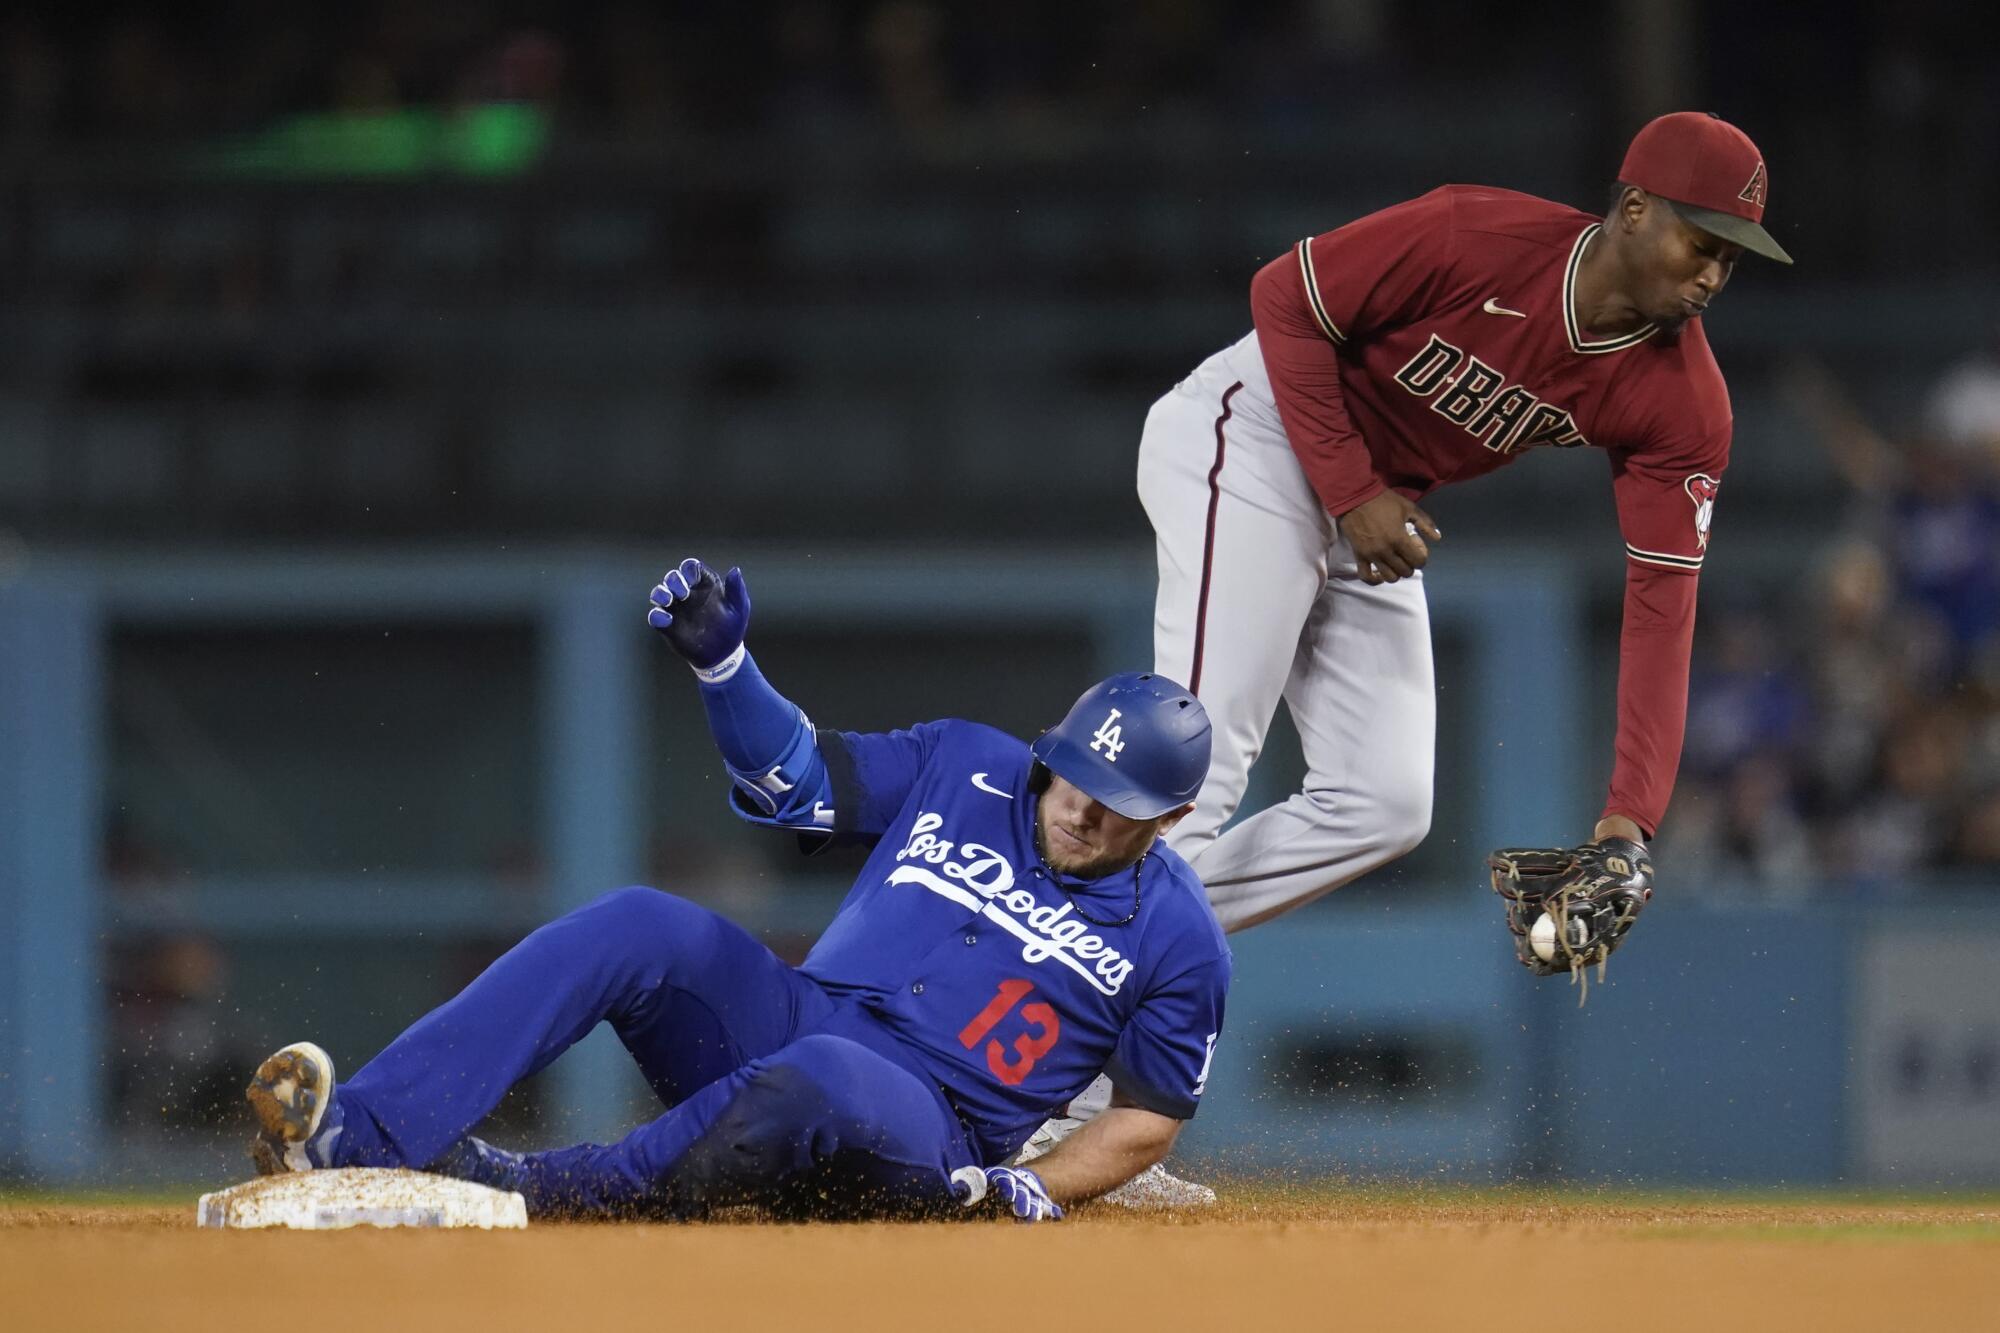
[1035,824,1144,928]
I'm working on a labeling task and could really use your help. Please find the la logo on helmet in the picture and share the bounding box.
[1090,708,1126,762]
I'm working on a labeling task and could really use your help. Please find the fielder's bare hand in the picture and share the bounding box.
[1337,491,1442,584]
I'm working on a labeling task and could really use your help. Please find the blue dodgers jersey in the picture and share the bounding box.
[796,719,1231,1163]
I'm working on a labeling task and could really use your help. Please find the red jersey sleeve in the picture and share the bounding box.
[1249,188,1463,516]
[1601,424,1730,837]
[1612,440,1725,575]
[1603,563,1697,839]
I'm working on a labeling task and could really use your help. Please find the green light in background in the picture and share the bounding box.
[195,104,550,179]
[440,104,549,176]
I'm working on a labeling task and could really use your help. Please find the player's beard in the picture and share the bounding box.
[1035,816,1145,881]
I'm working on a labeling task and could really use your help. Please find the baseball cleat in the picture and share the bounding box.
[246,1042,336,1176]
[1099,1163,1217,1210]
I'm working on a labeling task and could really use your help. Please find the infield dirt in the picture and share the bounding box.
[5,1192,1996,1332]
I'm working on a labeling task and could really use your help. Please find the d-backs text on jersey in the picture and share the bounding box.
[887,812,1135,995]
[1394,332,1588,454]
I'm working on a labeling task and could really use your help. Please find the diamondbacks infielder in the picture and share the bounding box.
[245,558,1228,1222]
[1138,111,1790,944]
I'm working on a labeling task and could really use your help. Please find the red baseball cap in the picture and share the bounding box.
[1619,112,1793,264]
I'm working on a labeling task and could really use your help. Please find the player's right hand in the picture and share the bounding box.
[647,558,750,671]
[983,1166,1064,1222]
[1336,491,1442,585]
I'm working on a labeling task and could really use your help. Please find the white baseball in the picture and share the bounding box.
[1529,912,1585,963]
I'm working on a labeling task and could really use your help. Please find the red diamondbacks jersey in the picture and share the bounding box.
[1253,184,1730,572]
[1248,185,1735,836]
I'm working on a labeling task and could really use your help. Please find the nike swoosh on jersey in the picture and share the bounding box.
[970,772,1013,799]
[1482,298,1528,318]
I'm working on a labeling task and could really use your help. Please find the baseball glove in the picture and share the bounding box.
[1487,837,1653,999]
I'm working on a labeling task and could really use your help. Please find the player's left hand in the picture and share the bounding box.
[1487,836,1652,982]
[982,1166,1064,1222]
[647,558,750,672]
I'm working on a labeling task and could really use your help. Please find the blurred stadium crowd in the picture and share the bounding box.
[7,1,1405,143]
[1666,342,2000,889]
[2,1,1994,259]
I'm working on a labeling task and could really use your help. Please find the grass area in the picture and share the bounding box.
[1209,1177,2000,1209]
[0,1186,202,1208]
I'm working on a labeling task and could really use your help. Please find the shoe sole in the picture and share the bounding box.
[246,1042,335,1174]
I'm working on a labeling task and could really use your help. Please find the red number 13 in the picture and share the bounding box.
[957,979,1061,1086]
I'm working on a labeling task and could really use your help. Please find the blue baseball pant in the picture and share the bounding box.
[316,886,977,1218]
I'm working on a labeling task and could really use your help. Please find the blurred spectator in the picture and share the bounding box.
[1925,327,2000,462]
[1785,357,2000,673]
[1803,537,1949,810]
[462,26,565,109]
[1667,755,1816,893]
[861,1,960,146]
[1956,786,2000,867]
[1681,603,1810,781]
[1836,704,1969,882]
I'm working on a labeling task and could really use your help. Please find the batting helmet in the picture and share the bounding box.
[1030,672,1211,820]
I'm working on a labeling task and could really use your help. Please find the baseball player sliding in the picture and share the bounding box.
[244,558,1228,1222]
[1045,113,1791,1200]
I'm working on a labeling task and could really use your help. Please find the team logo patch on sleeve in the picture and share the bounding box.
[1684,473,1720,549]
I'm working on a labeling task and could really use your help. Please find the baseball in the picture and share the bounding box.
[1530,912,1586,963]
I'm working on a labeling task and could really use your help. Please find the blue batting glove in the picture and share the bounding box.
[984,1166,1063,1223]
[646,558,750,673]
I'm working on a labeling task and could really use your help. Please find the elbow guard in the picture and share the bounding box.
[725,715,835,832]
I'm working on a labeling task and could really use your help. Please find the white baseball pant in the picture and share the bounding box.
[1137,333,1436,932]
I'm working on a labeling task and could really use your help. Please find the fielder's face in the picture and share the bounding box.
[1626,191,1742,334]
[1036,774,1190,879]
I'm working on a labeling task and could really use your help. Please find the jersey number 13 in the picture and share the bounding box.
[958,979,1060,1086]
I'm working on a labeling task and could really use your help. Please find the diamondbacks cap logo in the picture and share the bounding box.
[1737,161,1767,209]
[1685,473,1721,549]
